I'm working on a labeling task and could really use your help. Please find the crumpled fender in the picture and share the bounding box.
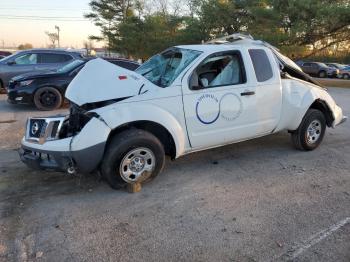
[276,79,339,131]
[95,102,187,158]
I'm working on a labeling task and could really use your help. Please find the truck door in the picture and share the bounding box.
[248,48,282,134]
[182,50,260,149]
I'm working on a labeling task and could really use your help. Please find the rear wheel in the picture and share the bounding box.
[343,73,349,80]
[291,109,326,151]
[34,87,63,110]
[318,71,327,78]
[101,129,165,189]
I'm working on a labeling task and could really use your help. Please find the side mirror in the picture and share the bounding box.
[191,85,202,90]
[7,61,15,66]
[189,72,203,90]
[280,71,287,78]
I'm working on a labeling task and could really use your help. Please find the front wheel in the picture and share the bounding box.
[318,71,327,78]
[343,73,349,80]
[34,87,63,110]
[291,109,326,151]
[101,129,165,189]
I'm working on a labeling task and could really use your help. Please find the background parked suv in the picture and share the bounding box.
[0,49,83,91]
[326,63,350,80]
[300,62,339,78]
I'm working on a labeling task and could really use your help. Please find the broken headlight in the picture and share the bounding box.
[25,116,65,144]
[58,103,97,138]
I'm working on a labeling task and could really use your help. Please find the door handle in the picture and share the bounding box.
[240,91,255,96]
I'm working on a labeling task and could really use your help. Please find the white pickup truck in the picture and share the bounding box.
[20,35,346,189]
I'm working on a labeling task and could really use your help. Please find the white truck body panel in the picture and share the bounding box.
[20,39,345,174]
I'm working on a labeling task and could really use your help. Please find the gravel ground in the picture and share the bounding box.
[0,88,349,262]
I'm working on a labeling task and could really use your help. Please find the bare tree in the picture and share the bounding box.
[83,40,95,56]
[45,31,59,48]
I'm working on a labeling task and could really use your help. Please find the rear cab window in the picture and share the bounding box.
[248,49,273,82]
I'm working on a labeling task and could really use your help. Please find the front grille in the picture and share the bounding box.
[25,116,65,144]
[28,119,46,138]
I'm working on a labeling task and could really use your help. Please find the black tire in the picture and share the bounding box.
[343,73,349,80]
[101,129,165,189]
[291,109,326,151]
[34,87,63,110]
[318,71,327,78]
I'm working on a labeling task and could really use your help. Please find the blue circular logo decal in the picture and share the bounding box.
[196,94,220,124]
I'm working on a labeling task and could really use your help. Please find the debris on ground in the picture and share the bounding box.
[36,251,43,258]
[127,182,142,193]
[276,241,283,248]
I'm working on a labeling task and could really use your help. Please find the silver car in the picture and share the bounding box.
[0,49,83,90]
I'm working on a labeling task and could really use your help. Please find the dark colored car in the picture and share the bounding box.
[325,63,346,69]
[0,49,83,91]
[340,65,350,80]
[0,51,12,57]
[300,62,339,78]
[102,57,140,71]
[326,63,350,80]
[7,58,140,110]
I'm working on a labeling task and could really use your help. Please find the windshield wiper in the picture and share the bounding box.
[141,68,155,76]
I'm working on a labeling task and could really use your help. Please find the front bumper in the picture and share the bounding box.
[20,116,111,173]
[7,87,35,105]
[19,140,106,173]
[19,145,72,171]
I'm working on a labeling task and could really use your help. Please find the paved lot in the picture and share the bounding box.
[0,88,349,262]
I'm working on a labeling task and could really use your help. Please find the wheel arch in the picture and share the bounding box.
[106,120,178,159]
[309,99,334,127]
[98,103,188,158]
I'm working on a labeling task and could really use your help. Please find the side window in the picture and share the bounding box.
[61,54,73,62]
[190,51,245,90]
[303,63,311,67]
[39,53,71,63]
[14,53,38,65]
[249,49,273,82]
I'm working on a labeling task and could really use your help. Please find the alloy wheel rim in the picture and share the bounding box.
[40,90,57,107]
[119,147,155,183]
[306,120,322,144]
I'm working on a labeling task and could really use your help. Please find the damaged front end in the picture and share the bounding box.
[20,58,153,174]
[20,102,111,174]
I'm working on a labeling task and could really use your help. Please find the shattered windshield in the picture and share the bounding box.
[136,48,202,87]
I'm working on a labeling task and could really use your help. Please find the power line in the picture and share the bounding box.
[0,14,83,19]
[0,7,90,11]
[0,17,88,22]
[0,14,88,21]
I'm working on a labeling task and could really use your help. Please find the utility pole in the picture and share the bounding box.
[55,25,60,48]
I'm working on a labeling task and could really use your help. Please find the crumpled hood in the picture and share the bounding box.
[65,58,155,106]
